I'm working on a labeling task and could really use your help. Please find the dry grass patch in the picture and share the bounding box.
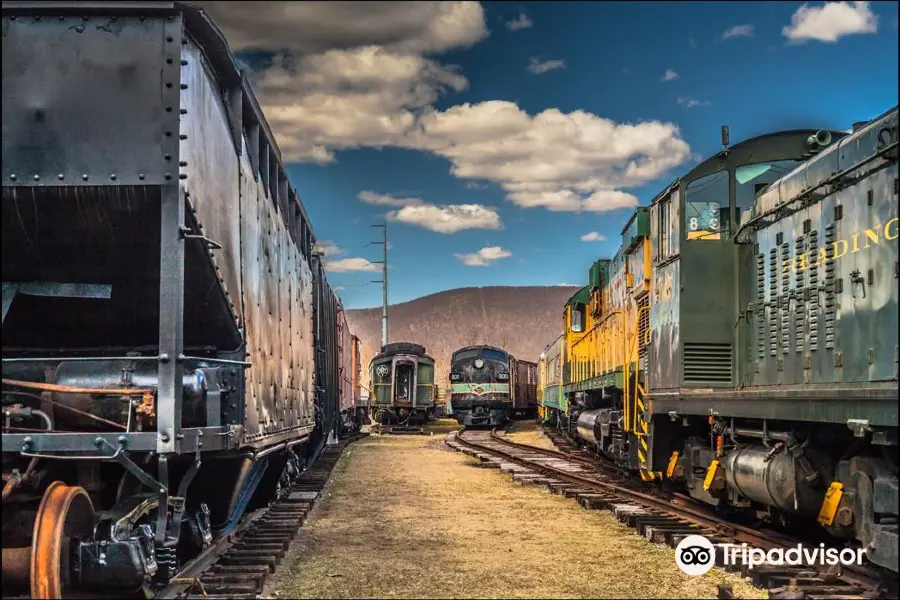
[263,435,765,599]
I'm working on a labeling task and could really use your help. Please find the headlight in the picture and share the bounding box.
[474,358,485,369]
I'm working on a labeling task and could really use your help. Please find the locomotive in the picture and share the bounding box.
[368,342,437,428]
[450,345,537,426]
[1,2,363,597]
[538,106,899,573]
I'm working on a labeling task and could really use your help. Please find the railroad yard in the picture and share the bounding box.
[261,422,765,599]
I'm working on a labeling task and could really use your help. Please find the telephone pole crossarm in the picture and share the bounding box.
[370,223,389,347]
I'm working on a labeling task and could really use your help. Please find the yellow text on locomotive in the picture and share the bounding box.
[782,216,898,274]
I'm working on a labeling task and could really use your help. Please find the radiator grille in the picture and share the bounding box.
[637,295,650,358]
[683,342,733,384]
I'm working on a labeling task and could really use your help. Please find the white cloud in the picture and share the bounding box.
[197,1,486,164]
[405,101,688,213]
[333,286,345,292]
[688,37,698,49]
[388,203,502,233]
[358,190,424,207]
[555,282,577,286]
[506,12,533,31]
[465,181,490,190]
[528,57,566,74]
[723,24,755,39]
[196,1,489,55]
[580,231,608,242]
[455,246,512,266]
[782,1,878,43]
[678,96,711,108]
[323,257,381,272]
[313,240,343,256]
[196,2,691,214]
[661,69,679,81]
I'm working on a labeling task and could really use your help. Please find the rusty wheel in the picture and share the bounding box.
[30,482,95,599]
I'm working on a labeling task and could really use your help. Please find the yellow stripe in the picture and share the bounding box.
[638,451,645,462]
[640,439,648,450]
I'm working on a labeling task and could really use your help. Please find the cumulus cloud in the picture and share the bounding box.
[197,1,489,55]
[661,69,680,81]
[313,240,343,256]
[455,246,512,266]
[782,1,878,43]
[528,57,566,74]
[507,12,533,31]
[358,190,424,207]
[404,101,686,213]
[723,24,755,39]
[678,96,711,108]
[196,2,691,214]
[388,203,503,233]
[580,232,608,242]
[323,257,380,272]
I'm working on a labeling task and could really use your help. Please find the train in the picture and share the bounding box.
[449,345,537,426]
[368,342,438,428]
[1,2,363,598]
[538,106,899,573]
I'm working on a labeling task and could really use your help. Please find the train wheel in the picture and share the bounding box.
[30,482,96,599]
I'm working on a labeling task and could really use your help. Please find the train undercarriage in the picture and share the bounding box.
[544,390,899,574]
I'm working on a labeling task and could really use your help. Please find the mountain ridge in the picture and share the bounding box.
[345,285,577,396]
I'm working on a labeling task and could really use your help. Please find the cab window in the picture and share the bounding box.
[684,170,729,240]
[734,160,802,226]
[570,304,585,333]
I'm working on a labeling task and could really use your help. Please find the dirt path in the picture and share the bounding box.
[263,432,765,599]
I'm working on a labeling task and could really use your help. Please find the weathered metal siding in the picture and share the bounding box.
[750,109,898,388]
[180,39,242,325]
[237,129,314,445]
[512,357,537,410]
[337,307,354,413]
[350,335,361,405]
[1,13,180,186]
[312,256,340,438]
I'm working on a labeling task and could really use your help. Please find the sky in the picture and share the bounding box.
[197,1,899,309]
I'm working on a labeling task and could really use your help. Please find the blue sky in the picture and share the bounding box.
[201,1,898,309]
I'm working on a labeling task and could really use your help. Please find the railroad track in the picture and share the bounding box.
[447,427,896,600]
[155,433,366,600]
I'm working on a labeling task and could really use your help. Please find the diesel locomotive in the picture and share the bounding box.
[368,342,437,427]
[538,106,899,573]
[1,2,363,598]
[450,345,537,426]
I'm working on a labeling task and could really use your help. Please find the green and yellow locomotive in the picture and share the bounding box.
[538,106,898,573]
[368,342,437,428]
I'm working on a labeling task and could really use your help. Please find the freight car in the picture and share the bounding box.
[369,342,437,428]
[449,345,536,426]
[0,2,362,598]
[539,107,899,573]
[337,309,365,435]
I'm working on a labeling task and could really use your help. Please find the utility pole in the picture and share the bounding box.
[369,223,389,347]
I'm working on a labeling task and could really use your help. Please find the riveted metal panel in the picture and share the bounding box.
[179,38,242,323]
[239,144,261,439]
[2,13,179,186]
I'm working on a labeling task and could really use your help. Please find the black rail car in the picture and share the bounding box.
[0,2,357,598]
[449,345,536,426]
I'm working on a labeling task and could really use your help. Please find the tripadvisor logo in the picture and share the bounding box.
[675,535,867,576]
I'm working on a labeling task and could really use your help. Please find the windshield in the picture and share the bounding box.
[735,159,803,224]
[451,349,509,383]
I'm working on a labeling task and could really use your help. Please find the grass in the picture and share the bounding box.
[263,433,766,599]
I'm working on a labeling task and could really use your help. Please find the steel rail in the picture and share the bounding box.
[454,428,887,593]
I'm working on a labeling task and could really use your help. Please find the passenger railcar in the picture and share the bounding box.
[539,107,899,573]
[368,342,437,427]
[0,3,363,598]
[537,333,566,422]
